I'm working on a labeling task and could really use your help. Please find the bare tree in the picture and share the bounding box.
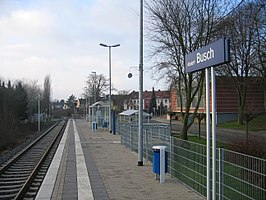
[23,80,41,119]
[146,0,230,139]
[253,0,266,111]
[84,73,108,104]
[216,0,266,124]
[42,75,52,118]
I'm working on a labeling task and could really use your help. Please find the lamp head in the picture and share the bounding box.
[112,44,120,47]
[99,43,108,47]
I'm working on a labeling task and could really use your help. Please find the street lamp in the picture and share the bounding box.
[138,0,144,166]
[99,43,120,134]
[38,93,41,132]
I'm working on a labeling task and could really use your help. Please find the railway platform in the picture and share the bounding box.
[36,119,204,200]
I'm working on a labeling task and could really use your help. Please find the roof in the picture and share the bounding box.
[119,109,150,116]
[119,109,138,116]
[89,101,109,108]
[129,90,171,99]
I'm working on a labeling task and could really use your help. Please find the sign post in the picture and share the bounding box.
[205,68,211,200]
[185,38,230,200]
[211,66,217,200]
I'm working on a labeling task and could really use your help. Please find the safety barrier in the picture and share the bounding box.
[117,122,266,199]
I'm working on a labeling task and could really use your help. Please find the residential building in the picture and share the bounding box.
[170,76,264,123]
[124,90,171,114]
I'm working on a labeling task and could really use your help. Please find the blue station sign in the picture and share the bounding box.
[185,38,230,73]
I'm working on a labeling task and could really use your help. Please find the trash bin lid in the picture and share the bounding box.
[152,145,167,150]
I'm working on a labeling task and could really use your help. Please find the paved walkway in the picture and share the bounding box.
[37,119,205,200]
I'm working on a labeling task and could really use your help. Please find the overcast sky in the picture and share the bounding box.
[0,0,164,100]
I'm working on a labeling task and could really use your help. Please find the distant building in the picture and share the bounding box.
[111,94,129,113]
[51,100,64,110]
[124,90,171,113]
[170,76,264,123]
[50,100,69,118]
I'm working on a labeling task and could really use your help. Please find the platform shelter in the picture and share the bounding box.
[89,101,109,129]
[119,109,151,123]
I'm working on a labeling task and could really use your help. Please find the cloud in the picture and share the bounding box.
[0,0,163,100]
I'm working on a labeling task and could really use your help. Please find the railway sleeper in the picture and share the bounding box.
[37,172,46,177]
[13,165,36,170]
[4,169,32,173]
[31,182,41,187]
[19,154,43,160]
[11,164,35,169]
[28,186,39,192]
[24,191,38,199]
[35,175,45,180]
[20,152,42,157]
[20,153,43,157]
[41,164,50,168]
[19,158,42,163]
[16,160,40,164]
[13,161,36,165]
[0,179,25,186]
[0,184,22,191]
[0,193,16,199]
[0,172,30,178]
[0,176,27,182]
[0,187,20,195]
[33,178,42,182]
[10,165,35,169]
[39,168,47,173]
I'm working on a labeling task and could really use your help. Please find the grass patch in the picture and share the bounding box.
[172,136,265,199]
[218,113,266,131]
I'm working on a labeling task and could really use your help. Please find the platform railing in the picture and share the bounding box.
[117,122,266,200]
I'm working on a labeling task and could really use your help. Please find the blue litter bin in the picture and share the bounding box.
[103,121,108,128]
[92,121,97,131]
[152,146,168,174]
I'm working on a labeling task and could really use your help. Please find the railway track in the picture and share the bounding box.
[0,120,66,200]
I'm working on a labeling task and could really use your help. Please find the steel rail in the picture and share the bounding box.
[14,120,66,199]
[0,120,66,199]
[0,121,60,173]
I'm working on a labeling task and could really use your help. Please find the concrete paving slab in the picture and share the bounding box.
[75,119,205,200]
[73,120,94,200]
[35,120,70,200]
[37,118,205,200]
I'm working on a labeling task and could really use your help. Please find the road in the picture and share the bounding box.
[152,117,266,145]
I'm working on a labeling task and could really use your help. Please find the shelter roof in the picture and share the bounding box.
[89,101,109,108]
[119,109,151,116]
[119,109,138,116]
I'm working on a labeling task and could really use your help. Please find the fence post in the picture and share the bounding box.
[120,123,123,145]
[145,129,149,162]
[170,136,173,177]
[129,125,132,151]
[219,148,224,200]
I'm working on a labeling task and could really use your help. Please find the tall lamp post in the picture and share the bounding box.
[99,43,120,134]
[38,93,41,132]
[138,0,144,166]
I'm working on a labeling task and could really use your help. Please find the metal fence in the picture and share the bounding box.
[117,122,266,200]
[220,149,266,200]
[118,123,171,162]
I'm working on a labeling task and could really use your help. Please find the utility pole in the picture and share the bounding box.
[38,93,41,132]
[138,0,144,166]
